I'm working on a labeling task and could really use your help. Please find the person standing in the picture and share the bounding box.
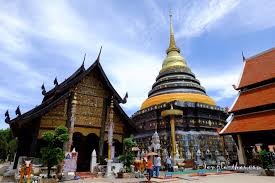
[166,156,172,172]
[154,155,161,177]
[146,156,153,180]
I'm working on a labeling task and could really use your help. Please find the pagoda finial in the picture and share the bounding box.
[96,46,102,62]
[167,10,180,54]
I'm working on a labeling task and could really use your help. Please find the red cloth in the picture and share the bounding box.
[147,160,153,170]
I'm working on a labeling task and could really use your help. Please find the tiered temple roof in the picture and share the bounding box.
[221,48,275,135]
[222,110,275,134]
[231,83,275,112]
[236,48,275,89]
[6,49,131,128]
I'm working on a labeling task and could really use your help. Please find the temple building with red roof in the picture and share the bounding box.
[220,48,275,165]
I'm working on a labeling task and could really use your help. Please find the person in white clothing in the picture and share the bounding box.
[166,156,172,172]
[154,155,161,177]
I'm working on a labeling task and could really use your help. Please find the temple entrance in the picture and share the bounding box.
[72,132,99,171]
[114,139,123,158]
[35,138,47,158]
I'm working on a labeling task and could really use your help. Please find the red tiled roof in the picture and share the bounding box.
[237,48,275,89]
[231,83,275,112]
[220,110,275,134]
[216,128,222,133]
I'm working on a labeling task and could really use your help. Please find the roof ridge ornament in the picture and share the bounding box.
[41,83,46,95]
[15,105,21,116]
[242,51,246,62]
[166,10,180,54]
[122,92,128,104]
[5,110,10,123]
[96,46,102,62]
[82,53,86,67]
[54,77,58,86]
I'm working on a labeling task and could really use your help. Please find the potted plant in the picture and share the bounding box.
[259,150,274,176]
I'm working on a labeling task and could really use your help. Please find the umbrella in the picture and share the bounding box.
[146,152,158,156]
[132,147,140,151]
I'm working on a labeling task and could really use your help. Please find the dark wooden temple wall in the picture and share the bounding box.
[38,100,67,137]
[112,110,125,142]
[71,70,128,159]
[73,71,109,132]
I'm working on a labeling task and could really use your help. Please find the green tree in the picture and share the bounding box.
[0,135,8,161]
[8,139,17,162]
[40,126,69,178]
[259,150,272,170]
[0,128,17,162]
[118,135,136,172]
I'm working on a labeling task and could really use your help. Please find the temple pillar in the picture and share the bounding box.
[13,136,22,169]
[108,97,114,160]
[161,104,183,162]
[66,93,77,151]
[30,119,41,156]
[236,134,246,165]
[170,115,176,160]
[98,98,108,162]
[105,97,114,178]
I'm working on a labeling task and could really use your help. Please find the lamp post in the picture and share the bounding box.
[161,104,183,162]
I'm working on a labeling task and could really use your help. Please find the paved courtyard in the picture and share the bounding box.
[66,173,275,183]
[1,172,275,183]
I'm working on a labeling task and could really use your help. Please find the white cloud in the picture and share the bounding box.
[0,0,274,129]
[102,47,162,110]
[225,0,275,32]
[196,67,241,102]
[176,0,240,38]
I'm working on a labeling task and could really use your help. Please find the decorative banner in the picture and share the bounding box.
[63,151,78,172]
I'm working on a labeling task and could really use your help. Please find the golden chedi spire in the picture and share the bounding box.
[140,12,216,110]
[161,13,187,72]
[167,13,180,53]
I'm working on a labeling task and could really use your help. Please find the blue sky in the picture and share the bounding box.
[1,0,275,129]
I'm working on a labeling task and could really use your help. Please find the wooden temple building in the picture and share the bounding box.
[5,50,134,171]
[220,48,275,165]
[132,15,236,163]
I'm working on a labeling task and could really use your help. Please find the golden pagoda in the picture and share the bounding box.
[141,14,215,110]
[132,14,236,162]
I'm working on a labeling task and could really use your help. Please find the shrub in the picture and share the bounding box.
[259,150,272,170]
[118,135,136,172]
[40,126,69,178]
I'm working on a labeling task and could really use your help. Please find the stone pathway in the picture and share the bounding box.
[0,163,15,183]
